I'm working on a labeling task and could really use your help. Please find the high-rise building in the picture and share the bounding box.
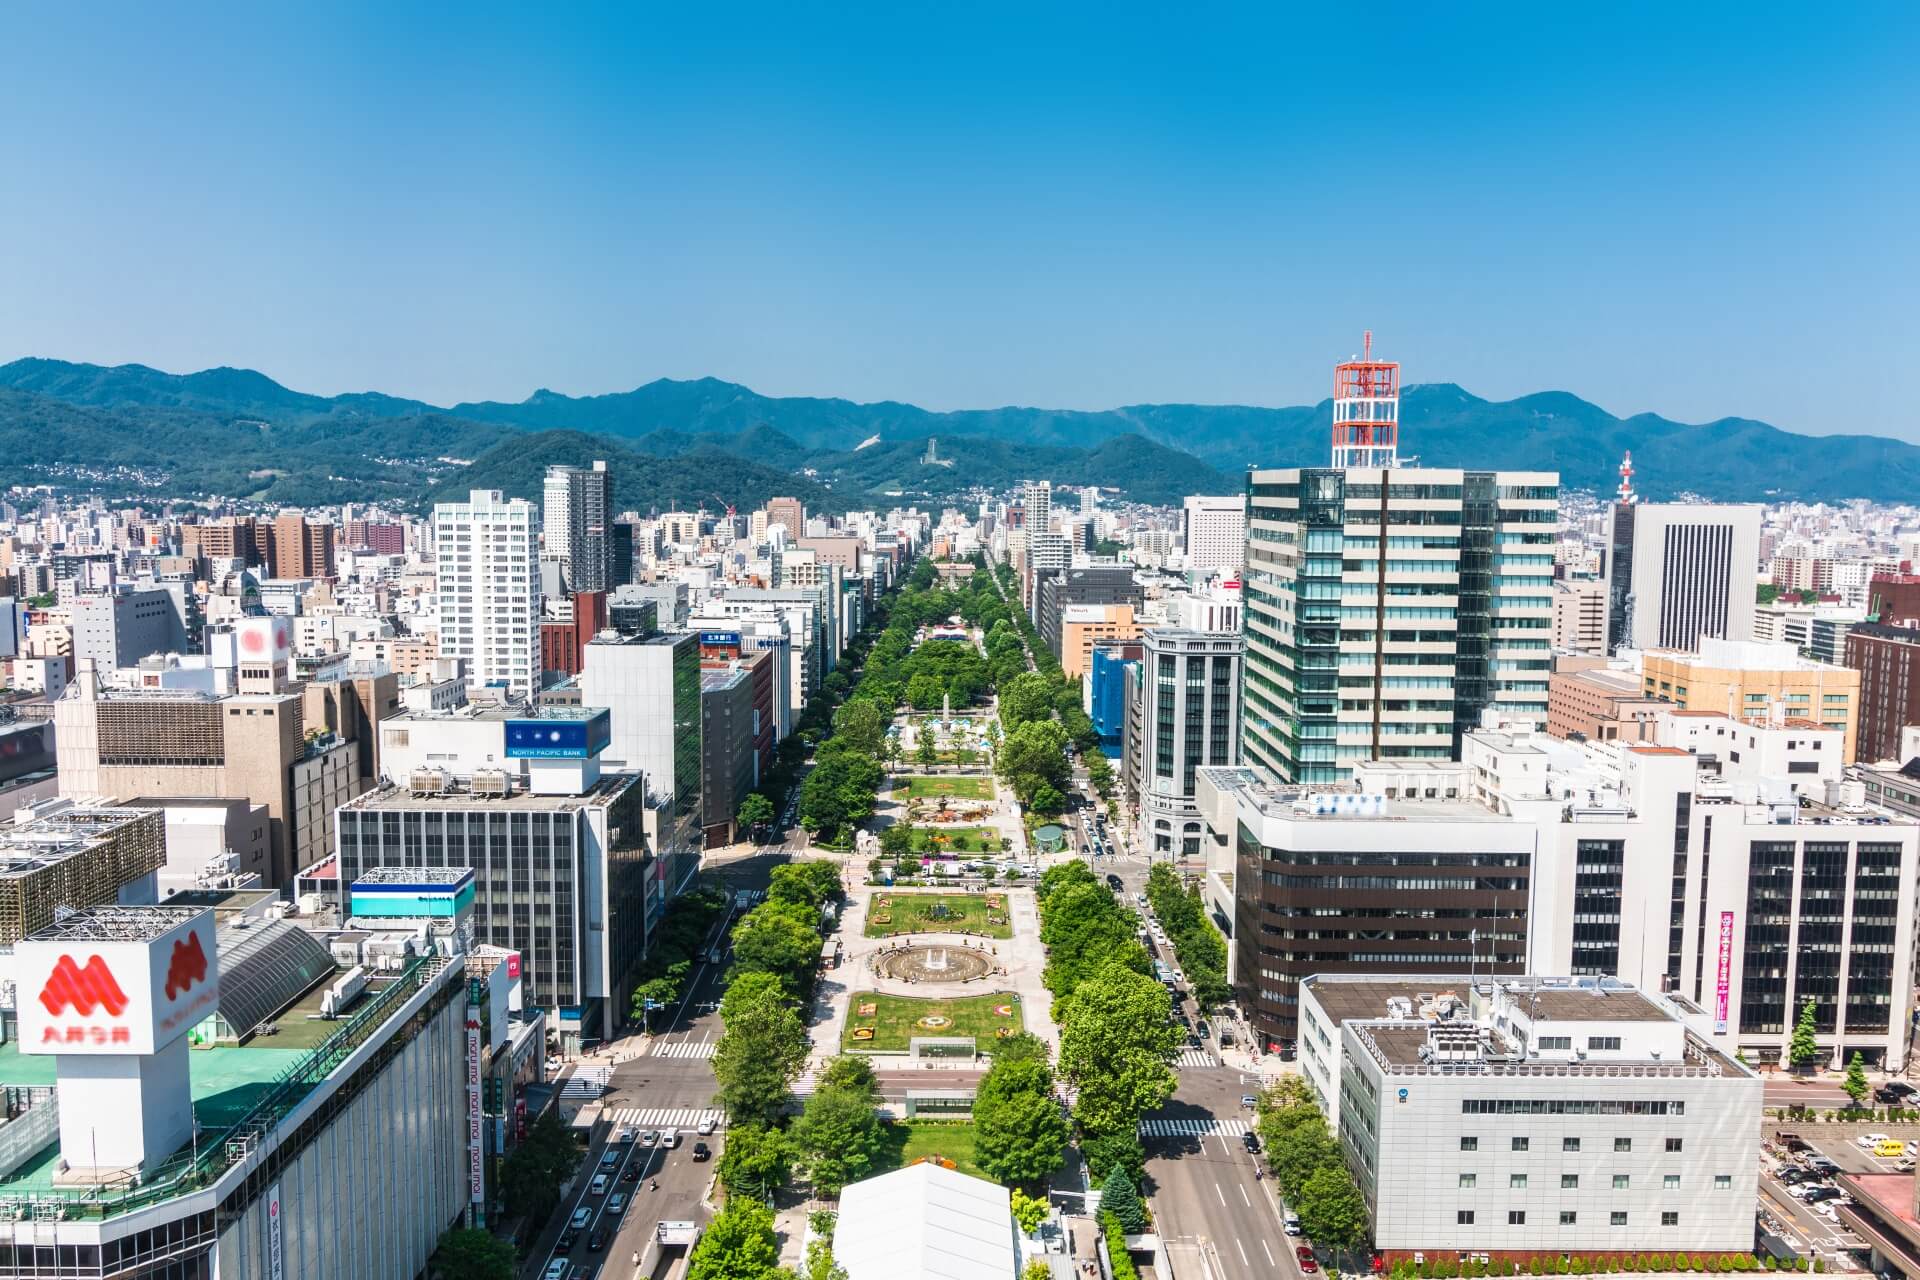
[434,490,539,696]
[765,496,806,543]
[1550,576,1607,652]
[1603,501,1761,653]
[1035,565,1139,660]
[543,461,613,592]
[580,630,704,894]
[1846,622,1920,763]
[1128,629,1242,857]
[1020,480,1052,537]
[267,513,337,580]
[1241,466,1558,783]
[1181,495,1246,575]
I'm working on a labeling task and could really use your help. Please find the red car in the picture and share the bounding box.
[1297,1246,1318,1274]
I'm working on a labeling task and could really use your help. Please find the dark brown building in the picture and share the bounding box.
[181,516,265,570]
[1870,573,1920,628]
[1207,768,1530,1055]
[1846,622,1920,764]
[266,514,337,580]
[539,591,609,678]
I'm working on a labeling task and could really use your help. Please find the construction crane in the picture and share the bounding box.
[708,494,737,519]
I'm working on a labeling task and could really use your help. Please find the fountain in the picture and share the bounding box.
[875,942,995,983]
[925,947,950,973]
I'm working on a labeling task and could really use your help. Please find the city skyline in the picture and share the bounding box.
[1,6,1914,438]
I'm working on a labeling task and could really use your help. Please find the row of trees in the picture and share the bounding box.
[1038,860,1180,1181]
[1254,1078,1370,1251]
[1142,865,1230,1011]
[629,886,729,1025]
[686,1195,854,1280]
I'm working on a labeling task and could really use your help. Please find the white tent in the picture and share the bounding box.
[835,1161,1022,1280]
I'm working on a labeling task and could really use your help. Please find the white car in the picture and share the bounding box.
[1857,1133,1893,1150]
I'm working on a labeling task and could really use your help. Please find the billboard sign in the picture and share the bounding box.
[699,630,741,649]
[16,910,220,1056]
[1714,911,1734,1034]
[236,615,292,665]
[467,1003,485,1205]
[503,709,611,759]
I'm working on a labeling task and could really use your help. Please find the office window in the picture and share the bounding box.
[1664,1175,1680,1190]
[1511,1174,1528,1189]
[1665,1137,1683,1152]
[1458,1211,1476,1226]
[1612,1212,1629,1227]
[1460,1174,1477,1188]
[1614,1137,1632,1152]
[1461,1136,1479,1151]
[1563,1137,1581,1152]
[1560,1212,1577,1226]
[1561,1175,1579,1189]
[1538,1036,1572,1050]
[1613,1175,1630,1189]
[1714,1175,1732,1190]
[1589,1036,1622,1051]
[1662,1212,1679,1227]
[1512,1137,1530,1152]
[1509,1212,1526,1226]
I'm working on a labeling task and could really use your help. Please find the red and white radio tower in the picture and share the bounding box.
[1331,330,1400,469]
[1616,451,1637,504]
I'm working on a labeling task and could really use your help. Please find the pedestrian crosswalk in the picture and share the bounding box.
[606,1106,726,1130]
[1139,1116,1251,1139]
[1175,1050,1219,1069]
[647,1040,718,1059]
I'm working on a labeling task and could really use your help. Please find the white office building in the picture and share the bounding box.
[434,490,538,696]
[1604,502,1761,654]
[1311,974,1761,1262]
[1181,495,1246,576]
[1128,629,1243,857]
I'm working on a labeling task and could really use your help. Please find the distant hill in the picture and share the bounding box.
[418,430,833,515]
[4,356,1918,504]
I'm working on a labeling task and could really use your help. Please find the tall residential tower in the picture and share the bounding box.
[543,460,614,593]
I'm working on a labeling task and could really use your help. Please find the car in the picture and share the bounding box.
[661,1132,682,1150]
[1242,1131,1262,1154]
[1878,1082,1920,1103]
[622,1163,641,1183]
[1898,1157,1916,1173]
[599,1148,619,1168]
[1242,1095,1258,1109]
[1807,1157,1841,1177]
[570,1207,592,1231]
[544,1260,570,1280]
[588,1226,608,1252]
[1105,874,1124,890]
[1297,1246,1319,1273]
[694,1141,712,1161]
[638,1130,661,1147]
[1857,1133,1894,1150]
[1135,894,1148,906]
[1876,1139,1908,1158]
[1195,1019,1210,1039]
[554,1230,576,1256]
[1777,1168,1811,1184]
[1283,1212,1303,1236]
[608,1192,627,1216]
[616,1127,636,1144]
[589,1173,609,1196]
[1803,1187,1842,1204]
[698,1117,718,1136]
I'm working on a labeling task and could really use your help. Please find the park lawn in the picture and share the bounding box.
[878,1121,986,1180]
[842,990,1023,1053]
[898,775,994,801]
[865,890,1012,937]
[907,826,1003,856]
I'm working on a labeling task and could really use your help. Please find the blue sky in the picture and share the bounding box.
[1,4,1915,437]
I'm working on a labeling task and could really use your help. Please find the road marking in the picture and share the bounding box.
[651,1041,719,1060]
[1262,1239,1275,1267]
[1239,1183,1250,1207]
[1215,1183,1226,1206]
[1138,1117,1251,1138]
[1175,1050,1220,1068]
[1237,1238,1249,1266]
[607,1107,727,1129]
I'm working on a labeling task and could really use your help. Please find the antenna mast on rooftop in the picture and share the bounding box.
[1331,331,1401,469]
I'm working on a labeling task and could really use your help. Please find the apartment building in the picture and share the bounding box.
[1641,637,1861,760]
[1846,622,1920,764]
[1181,495,1246,576]
[543,461,613,593]
[434,489,539,697]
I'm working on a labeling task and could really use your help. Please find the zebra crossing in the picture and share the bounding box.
[606,1106,726,1130]
[648,1040,718,1059]
[1139,1116,1252,1139]
[1174,1050,1218,1069]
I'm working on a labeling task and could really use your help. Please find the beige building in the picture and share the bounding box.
[1546,661,1665,742]
[54,668,368,886]
[1642,637,1861,760]
[1059,603,1141,679]
[1550,577,1606,652]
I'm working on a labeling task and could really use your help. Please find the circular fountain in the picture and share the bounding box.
[874,942,995,983]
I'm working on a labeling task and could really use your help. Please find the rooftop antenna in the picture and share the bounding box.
[1616,452,1637,505]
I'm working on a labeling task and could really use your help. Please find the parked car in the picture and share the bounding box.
[1776,1133,1812,1153]
[1803,1187,1843,1204]
[1283,1212,1303,1236]
[1297,1246,1319,1274]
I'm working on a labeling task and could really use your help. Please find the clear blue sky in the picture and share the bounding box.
[2,4,1915,437]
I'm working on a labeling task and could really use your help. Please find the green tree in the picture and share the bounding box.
[687,1197,784,1280]
[1296,1163,1371,1250]
[1100,1164,1150,1234]
[1011,1187,1050,1234]
[429,1227,515,1280]
[999,672,1054,728]
[794,1056,887,1196]
[1844,1051,1870,1106]
[801,1240,851,1280]
[1080,1130,1146,1186]
[498,1110,578,1225]
[1028,781,1066,816]
[736,791,776,835]
[975,1057,1070,1186]
[832,699,889,757]
[990,1031,1052,1065]
[1057,959,1181,1140]
[880,820,914,859]
[712,974,810,1124]
[916,723,940,769]
[1788,997,1822,1071]
[730,900,826,998]
[768,860,843,911]
[907,673,945,712]
[717,1121,798,1200]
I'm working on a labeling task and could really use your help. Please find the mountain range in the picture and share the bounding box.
[2,356,1915,509]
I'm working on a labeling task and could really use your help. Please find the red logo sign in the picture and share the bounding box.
[38,955,129,1017]
[165,932,209,1000]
